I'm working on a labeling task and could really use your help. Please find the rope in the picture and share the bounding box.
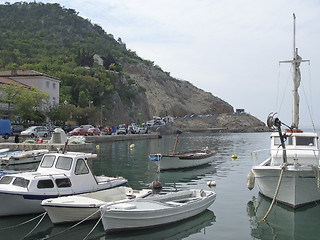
[82,210,105,240]
[20,212,47,240]
[262,163,287,221]
[312,166,320,191]
[0,212,46,230]
[44,209,101,239]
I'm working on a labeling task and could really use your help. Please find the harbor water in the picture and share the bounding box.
[0,132,320,239]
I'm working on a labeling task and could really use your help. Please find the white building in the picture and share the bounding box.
[0,70,60,107]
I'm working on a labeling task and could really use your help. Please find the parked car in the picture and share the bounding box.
[79,125,93,131]
[11,124,25,135]
[21,126,50,138]
[117,127,127,135]
[69,125,94,136]
[63,125,78,133]
[137,127,148,134]
[86,127,101,136]
[69,127,86,136]
[0,120,11,139]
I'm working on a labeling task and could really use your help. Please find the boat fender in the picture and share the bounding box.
[207,180,216,187]
[247,171,255,190]
[200,189,206,197]
[130,144,135,150]
[150,180,162,189]
[231,154,237,160]
[149,154,163,161]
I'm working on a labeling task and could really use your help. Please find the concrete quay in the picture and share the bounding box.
[0,133,161,151]
[85,133,161,143]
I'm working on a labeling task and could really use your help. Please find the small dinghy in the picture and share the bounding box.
[149,132,216,171]
[0,149,49,165]
[100,189,216,232]
[42,187,152,224]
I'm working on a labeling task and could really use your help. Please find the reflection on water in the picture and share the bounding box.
[247,194,320,240]
[103,209,216,240]
[0,209,215,240]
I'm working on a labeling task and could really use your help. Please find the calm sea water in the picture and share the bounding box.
[1,132,320,239]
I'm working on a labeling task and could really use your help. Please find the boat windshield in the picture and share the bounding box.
[12,177,29,188]
[75,158,89,175]
[273,136,293,146]
[0,176,14,184]
[41,155,56,168]
[56,156,73,170]
[296,137,315,146]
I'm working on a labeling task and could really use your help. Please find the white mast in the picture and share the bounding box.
[279,13,309,129]
[292,13,299,129]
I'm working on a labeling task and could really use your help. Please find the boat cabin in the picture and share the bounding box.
[270,131,319,166]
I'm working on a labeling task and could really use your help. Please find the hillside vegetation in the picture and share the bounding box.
[0,2,266,131]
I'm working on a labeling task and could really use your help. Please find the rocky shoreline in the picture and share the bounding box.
[156,113,269,134]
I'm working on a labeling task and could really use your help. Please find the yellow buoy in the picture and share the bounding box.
[130,144,135,150]
[231,154,237,160]
[96,145,100,150]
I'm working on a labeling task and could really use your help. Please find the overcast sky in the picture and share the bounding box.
[2,0,320,128]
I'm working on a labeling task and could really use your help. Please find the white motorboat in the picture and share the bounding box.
[248,14,320,209]
[42,186,152,224]
[0,151,127,216]
[149,132,216,171]
[0,149,49,165]
[150,150,216,171]
[100,189,216,232]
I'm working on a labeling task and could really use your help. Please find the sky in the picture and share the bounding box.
[2,0,320,128]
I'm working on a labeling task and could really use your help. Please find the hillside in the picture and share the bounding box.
[0,2,266,131]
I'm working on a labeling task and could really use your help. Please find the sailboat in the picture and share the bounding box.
[248,14,320,209]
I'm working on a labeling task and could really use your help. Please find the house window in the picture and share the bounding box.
[46,81,50,88]
[52,97,56,105]
[53,82,56,89]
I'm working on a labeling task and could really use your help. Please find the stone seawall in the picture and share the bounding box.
[0,133,161,151]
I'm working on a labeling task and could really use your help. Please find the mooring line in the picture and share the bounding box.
[20,212,47,240]
[44,209,101,239]
[0,212,47,231]
[82,210,105,240]
[262,163,287,221]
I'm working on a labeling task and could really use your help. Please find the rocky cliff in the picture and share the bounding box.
[121,61,233,119]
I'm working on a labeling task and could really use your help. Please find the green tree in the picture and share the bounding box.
[0,84,49,123]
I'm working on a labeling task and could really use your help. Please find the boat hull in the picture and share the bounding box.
[0,192,54,215]
[42,187,152,224]
[43,204,101,224]
[159,150,215,171]
[100,190,216,232]
[0,179,127,216]
[252,165,320,208]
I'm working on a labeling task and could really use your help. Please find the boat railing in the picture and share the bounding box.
[251,149,271,166]
[251,148,320,166]
[33,173,70,179]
